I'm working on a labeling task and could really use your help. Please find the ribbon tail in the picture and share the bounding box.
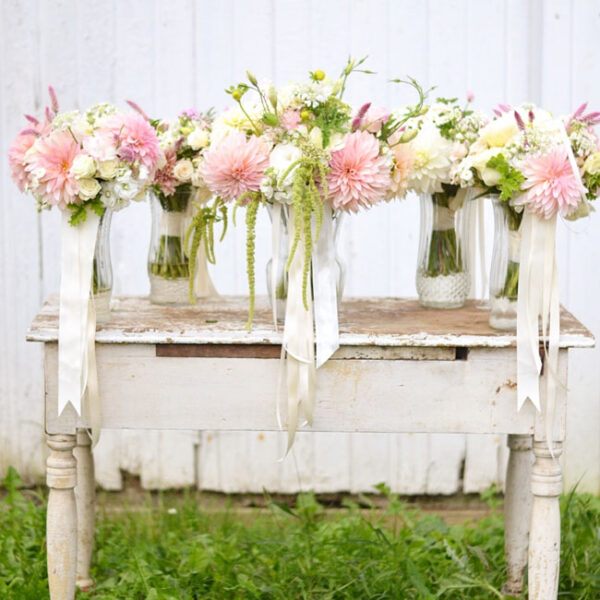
[194,242,218,298]
[270,203,282,330]
[58,210,100,416]
[313,203,340,367]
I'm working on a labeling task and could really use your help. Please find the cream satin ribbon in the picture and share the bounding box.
[58,209,101,444]
[281,206,316,454]
[312,203,340,368]
[465,188,488,300]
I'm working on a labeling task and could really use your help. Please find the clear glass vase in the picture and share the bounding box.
[489,196,523,330]
[266,205,345,320]
[416,191,471,309]
[93,208,113,324]
[148,185,192,305]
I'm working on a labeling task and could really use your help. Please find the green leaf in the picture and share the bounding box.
[486,153,525,202]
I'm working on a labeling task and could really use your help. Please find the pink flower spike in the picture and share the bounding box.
[583,112,600,125]
[528,110,535,123]
[25,114,39,125]
[493,109,502,117]
[45,107,53,122]
[352,102,371,132]
[498,103,511,112]
[126,100,150,121]
[572,102,588,121]
[48,86,59,113]
[514,110,526,131]
[19,128,40,137]
[466,90,475,103]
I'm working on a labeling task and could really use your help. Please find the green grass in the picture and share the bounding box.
[1,470,600,599]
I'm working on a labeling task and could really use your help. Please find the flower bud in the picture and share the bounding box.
[232,89,243,101]
[246,71,258,86]
[314,70,325,81]
[300,109,311,121]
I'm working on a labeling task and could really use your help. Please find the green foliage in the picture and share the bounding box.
[2,472,600,599]
[585,171,600,200]
[486,154,526,202]
[311,96,351,148]
[67,197,104,226]
[185,198,228,304]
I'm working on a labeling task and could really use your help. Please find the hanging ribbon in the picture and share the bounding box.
[312,203,340,368]
[516,120,585,450]
[270,203,283,328]
[58,209,101,441]
[282,206,316,453]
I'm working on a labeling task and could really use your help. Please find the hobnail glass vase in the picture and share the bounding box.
[266,205,345,320]
[93,208,113,324]
[416,191,471,309]
[489,196,522,330]
[148,185,192,305]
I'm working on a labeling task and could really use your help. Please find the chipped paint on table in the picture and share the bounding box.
[26,295,594,349]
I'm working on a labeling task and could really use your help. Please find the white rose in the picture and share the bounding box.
[479,115,518,148]
[187,129,210,150]
[77,178,101,200]
[70,155,97,179]
[269,143,303,187]
[470,148,503,186]
[583,152,600,175]
[98,159,119,180]
[173,159,194,182]
[309,126,323,148]
[328,132,346,151]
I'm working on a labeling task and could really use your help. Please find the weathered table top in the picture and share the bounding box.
[27,295,594,349]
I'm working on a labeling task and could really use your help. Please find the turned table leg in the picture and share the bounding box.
[528,441,562,600]
[503,434,533,596]
[74,429,95,591]
[47,434,78,600]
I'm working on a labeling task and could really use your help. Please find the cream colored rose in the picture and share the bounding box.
[70,154,97,179]
[187,129,209,150]
[584,152,600,175]
[470,148,503,187]
[173,159,194,182]
[479,116,518,148]
[309,126,323,148]
[77,178,101,200]
[98,159,119,180]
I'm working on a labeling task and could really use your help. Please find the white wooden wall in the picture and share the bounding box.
[1,0,599,494]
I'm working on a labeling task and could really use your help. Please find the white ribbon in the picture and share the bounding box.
[282,206,316,454]
[194,242,218,298]
[466,189,488,300]
[270,203,283,328]
[58,209,101,427]
[432,205,455,231]
[312,203,340,368]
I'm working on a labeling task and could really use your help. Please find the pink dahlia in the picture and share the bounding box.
[519,145,586,218]
[281,108,301,131]
[326,131,391,212]
[201,132,269,202]
[154,148,178,196]
[24,129,81,208]
[104,112,162,172]
[9,133,37,191]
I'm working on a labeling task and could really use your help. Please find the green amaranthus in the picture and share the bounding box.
[184,197,228,304]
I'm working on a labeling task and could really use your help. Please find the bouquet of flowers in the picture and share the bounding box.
[395,95,489,307]
[200,59,425,450]
[131,103,227,304]
[8,88,162,426]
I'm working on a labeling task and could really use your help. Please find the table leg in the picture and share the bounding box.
[528,441,562,600]
[46,434,78,600]
[503,434,533,596]
[74,429,95,591]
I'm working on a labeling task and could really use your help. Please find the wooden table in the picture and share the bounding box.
[28,295,594,600]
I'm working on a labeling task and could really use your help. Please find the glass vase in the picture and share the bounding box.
[416,191,471,309]
[266,205,345,320]
[489,196,523,330]
[148,185,192,305]
[93,208,113,324]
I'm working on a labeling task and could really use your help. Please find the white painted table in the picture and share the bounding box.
[28,295,594,600]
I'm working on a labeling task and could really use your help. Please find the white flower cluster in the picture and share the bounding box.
[287,77,337,109]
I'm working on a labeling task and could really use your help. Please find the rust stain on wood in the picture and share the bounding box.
[496,380,518,394]
[156,343,281,358]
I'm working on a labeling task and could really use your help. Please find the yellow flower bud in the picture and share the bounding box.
[314,70,325,81]
[232,89,243,101]
[300,109,311,121]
